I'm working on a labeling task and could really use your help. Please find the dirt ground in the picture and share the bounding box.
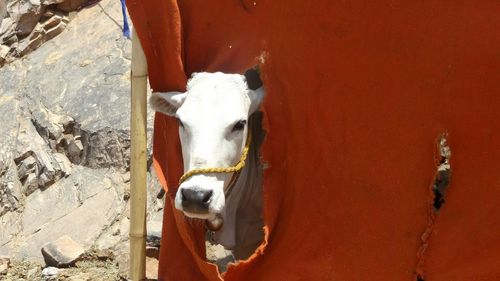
[1,239,229,280]
[1,251,131,281]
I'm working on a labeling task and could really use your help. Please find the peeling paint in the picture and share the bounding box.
[415,134,451,280]
[433,136,451,211]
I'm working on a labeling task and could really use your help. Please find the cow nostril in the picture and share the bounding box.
[202,190,213,204]
[181,189,188,202]
[180,188,212,205]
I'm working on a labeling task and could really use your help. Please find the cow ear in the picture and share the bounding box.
[248,87,265,114]
[244,67,264,113]
[244,68,262,91]
[150,91,187,116]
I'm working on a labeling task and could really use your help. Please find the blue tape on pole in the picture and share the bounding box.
[120,0,131,39]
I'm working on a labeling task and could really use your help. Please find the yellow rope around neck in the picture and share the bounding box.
[178,131,252,185]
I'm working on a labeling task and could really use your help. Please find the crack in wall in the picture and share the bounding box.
[415,134,452,281]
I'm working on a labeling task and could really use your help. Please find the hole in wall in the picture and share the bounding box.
[432,134,451,212]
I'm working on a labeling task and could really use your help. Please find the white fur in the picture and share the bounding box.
[150,72,264,227]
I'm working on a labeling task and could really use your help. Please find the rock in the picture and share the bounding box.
[15,117,71,192]
[53,153,72,176]
[145,257,159,280]
[146,220,162,248]
[0,0,70,61]
[64,137,84,164]
[57,0,89,12]
[0,211,22,249]
[6,0,45,37]
[41,235,85,267]
[42,0,67,6]
[0,158,22,216]
[0,44,9,60]
[0,18,15,39]
[0,0,163,268]
[42,14,61,30]
[17,32,43,56]
[1,32,17,46]
[94,249,114,261]
[30,22,44,40]
[22,171,38,195]
[42,9,55,18]
[0,1,7,23]
[17,155,38,181]
[27,267,40,278]
[42,266,60,277]
[146,246,159,259]
[0,256,10,274]
[8,167,123,259]
[37,150,65,187]
[43,21,66,41]
[113,240,130,278]
[81,129,131,171]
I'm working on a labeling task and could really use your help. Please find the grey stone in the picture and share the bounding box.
[42,0,66,5]
[146,219,162,248]
[17,32,43,56]
[10,0,135,133]
[14,117,71,192]
[64,137,83,164]
[17,155,37,181]
[23,172,39,195]
[0,0,71,61]
[43,21,66,41]
[42,266,60,276]
[21,170,80,236]
[53,153,72,176]
[0,1,6,23]
[57,0,89,12]
[15,118,49,160]
[81,128,130,171]
[37,150,65,187]
[0,44,9,60]
[7,0,45,37]
[0,0,163,266]
[30,22,44,39]
[42,9,55,18]
[0,211,22,253]
[42,14,61,31]
[27,267,40,278]
[0,255,10,274]
[1,166,126,260]
[1,32,17,45]
[41,235,85,267]
[0,18,14,38]
[146,256,159,280]
[112,240,130,278]
[0,158,22,215]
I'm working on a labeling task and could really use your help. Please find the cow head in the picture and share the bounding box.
[150,72,264,223]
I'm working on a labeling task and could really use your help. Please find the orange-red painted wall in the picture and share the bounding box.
[128,1,500,280]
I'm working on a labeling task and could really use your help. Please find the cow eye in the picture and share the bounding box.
[232,119,247,132]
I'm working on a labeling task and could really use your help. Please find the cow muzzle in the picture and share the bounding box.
[180,188,213,213]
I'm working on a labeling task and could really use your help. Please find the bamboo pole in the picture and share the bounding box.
[130,28,148,281]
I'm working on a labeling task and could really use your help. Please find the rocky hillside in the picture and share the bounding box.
[0,0,162,279]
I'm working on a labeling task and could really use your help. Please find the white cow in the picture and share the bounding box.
[150,71,265,259]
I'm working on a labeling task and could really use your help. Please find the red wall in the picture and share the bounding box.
[128,1,500,280]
